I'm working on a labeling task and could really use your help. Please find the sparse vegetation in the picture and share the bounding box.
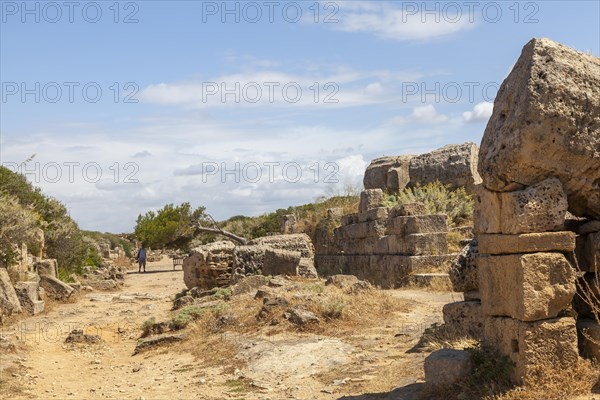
[385,181,474,227]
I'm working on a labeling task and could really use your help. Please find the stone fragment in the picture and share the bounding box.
[449,239,478,293]
[39,275,74,300]
[284,308,320,326]
[359,189,385,214]
[424,349,473,387]
[33,259,58,277]
[14,281,44,315]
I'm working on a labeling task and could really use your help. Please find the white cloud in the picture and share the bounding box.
[140,68,422,110]
[462,101,494,123]
[331,1,475,41]
[389,104,449,125]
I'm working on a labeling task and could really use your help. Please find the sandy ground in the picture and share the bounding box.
[1,258,465,400]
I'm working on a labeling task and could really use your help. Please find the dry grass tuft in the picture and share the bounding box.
[493,359,599,400]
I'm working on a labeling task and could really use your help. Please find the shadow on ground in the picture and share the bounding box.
[338,383,424,400]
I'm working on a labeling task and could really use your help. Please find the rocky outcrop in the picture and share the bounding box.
[363,143,481,193]
[478,38,600,219]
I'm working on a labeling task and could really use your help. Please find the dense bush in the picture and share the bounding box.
[134,202,210,249]
[0,166,95,274]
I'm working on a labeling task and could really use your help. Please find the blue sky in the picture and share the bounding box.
[1,0,599,232]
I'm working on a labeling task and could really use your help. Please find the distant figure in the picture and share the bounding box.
[136,244,147,273]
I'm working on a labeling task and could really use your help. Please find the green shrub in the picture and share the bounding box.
[170,305,205,330]
[211,287,232,300]
[387,181,474,227]
[0,193,39,267]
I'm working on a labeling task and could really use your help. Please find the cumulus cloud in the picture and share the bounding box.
[462,102,494,123]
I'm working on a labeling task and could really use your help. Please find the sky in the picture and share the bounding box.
[1,0,599,233]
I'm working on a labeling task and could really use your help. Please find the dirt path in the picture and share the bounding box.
[2,259,464,400]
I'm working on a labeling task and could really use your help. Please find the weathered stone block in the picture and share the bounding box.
[387,214,448,236]
[474,179,568,234]
[390,202,427,217]
[340,213,358,226]
[359,189,385,214]
[39,274,74,300]
[479,252,575,321]
[14,281,44,315]
[425,349,473,387]
[364,155,414,191]
[262,249,300,276]
[409,142,482,194]
[478,231,576,255]
[358,207,389,223]
[404,233,448,256]
[483,316,579,384]
[443,301,483,339]
[478,38,600,219]
[183,241,235,290]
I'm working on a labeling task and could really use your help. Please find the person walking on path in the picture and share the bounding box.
[136,244,147,273]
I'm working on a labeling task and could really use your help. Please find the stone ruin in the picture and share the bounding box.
[314,142,483,288]
[315,189,454,288]
[182,233,318,290]
[363,142,481,194]
[427,38,600,386]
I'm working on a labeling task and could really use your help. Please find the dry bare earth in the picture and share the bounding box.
[3,258,464,399]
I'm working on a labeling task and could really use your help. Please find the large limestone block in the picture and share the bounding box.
[363,155,413,191]
[479,38,600,219]
[483,316,579,384]
[408,142,482,193]
[449,239,479,292]
[479,252,575,321]
[442,301,483,339]
[387,214,448,236]
[358,207,389,223]
[473,178,568,234]
[359,189,385,214]
[478,231,576,255]
[182,241,235,289]
[39,274,74,300]
[0,268,22,315]
[424,349,473,387]
[385,233,448,256]
[249,233,315,259]
[262,249,301,276]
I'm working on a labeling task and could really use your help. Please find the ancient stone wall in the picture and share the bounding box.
[315,188,454,288]
[431,38,600,386]
[363,142,481,194]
